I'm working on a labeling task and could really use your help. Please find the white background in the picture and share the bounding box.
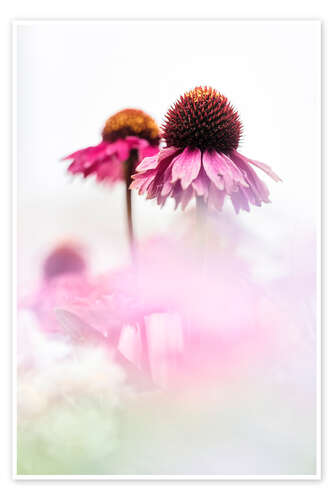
[0,1,332,499]
[16,20,320,289]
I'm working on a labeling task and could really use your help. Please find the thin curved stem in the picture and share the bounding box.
[124,149,138,258]
[124,150,153,380]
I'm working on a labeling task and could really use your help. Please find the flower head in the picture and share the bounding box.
[43,243,86,281]
[163,87,242,153]
[131,87,281,212]
[64,109,160,185]
[102,109,160,146]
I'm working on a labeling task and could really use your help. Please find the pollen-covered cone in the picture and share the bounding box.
[131,87,281,212]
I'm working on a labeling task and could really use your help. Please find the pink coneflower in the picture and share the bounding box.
[43,243,86,281]
[64,109,160,185]
[131,87,281,213]
[64,109,160,251]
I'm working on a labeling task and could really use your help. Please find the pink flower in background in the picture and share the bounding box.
[19,226,316,394]
[131,87,281,212]
[43,242,86,281]
[63,109,160,185]
[20,243,159,350]
[22,268,138,340]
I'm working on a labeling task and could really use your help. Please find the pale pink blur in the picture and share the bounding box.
[19,222,315,393]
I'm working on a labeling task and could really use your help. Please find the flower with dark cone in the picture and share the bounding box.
[43,243,86,281]
[63,109,160,185]
[131,87,281,213]
[63,109,160,252]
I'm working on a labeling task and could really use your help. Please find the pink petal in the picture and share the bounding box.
[148,149,180,197]
[139,145,160,162]
[171,147,202,189]
[158,146,180,161]
[242,186,262,207]
[63,141,109,162]
[220,153,249,188]
[230,152,271,203]
[202,151,225,190]
[135,147,178,175]
[233,151,282,182]
[131,146,181,203]
[212,154,238,194]
[135,154,159,173]
[207,182,226,211]
[157,191,169,207]
[65,141,125,185]
[125,136,149,149]
[172,182,184,210]
[67,161,84,174]
[130,171,156,194]
[113,139,131,162]
[230,188,251,213]
[96,157,123,182]
[192,168,210,201]
[160,164,174,196]
[180,186,195,210]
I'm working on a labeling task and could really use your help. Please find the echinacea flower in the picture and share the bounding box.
[64,109,160,185]
[43,243,86,281]
[131,87,281,212]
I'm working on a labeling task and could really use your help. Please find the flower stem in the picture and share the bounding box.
[125,151,152,380]
[196,195,207,226]
[192,196,208,347]
[124,149,138,257]
[195,195,208,267]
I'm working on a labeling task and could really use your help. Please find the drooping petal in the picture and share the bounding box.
[192,167,211,201]
[207,182,226,211]
[64,134,160,186]
[171,147,202,189]
[242,185,262,207]
[67,161,85,174]
[219,153,249,188]
[96,157,123,182]
[148,149,180,196]
[113,139,131,162]
[250,170,271,202]
[230,187,251,213]
[131,148,179,200]
[135,154,160,173]
[230,151,271,203]
[180,186,194,210]
[63,141,111,162]
[212,154,238,194]
[202,150,225,190]
[232,151,282,182]
[160,164,174,196]
[138,144,160,162]
[130,171,156,194]
[65,142,122,183]
[172,182,184,210]
[156,191,169,207]
[157,146,180,162]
